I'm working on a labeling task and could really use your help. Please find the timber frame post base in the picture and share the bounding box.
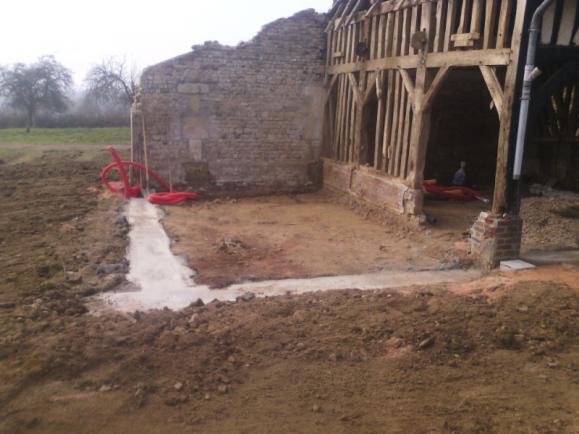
[470,212,523,269]
[322,158,425,218]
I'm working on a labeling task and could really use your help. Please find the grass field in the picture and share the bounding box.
[0,127,130,145]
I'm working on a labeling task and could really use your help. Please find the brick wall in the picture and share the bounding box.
[133,9,327,196]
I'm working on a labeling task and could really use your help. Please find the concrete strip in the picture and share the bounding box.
[96,199,483,313]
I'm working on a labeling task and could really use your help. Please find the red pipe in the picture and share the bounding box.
[101,146,198,205]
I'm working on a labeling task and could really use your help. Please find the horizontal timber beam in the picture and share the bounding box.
[326,49,512,75]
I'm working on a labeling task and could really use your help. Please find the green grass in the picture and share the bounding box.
[0,127,130,145]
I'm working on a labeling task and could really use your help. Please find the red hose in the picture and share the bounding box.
[101,146,199,205]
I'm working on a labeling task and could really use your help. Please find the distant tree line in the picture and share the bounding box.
[0,56,139,131]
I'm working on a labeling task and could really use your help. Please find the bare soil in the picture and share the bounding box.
[1,147,578,433]
[162,193,473,288]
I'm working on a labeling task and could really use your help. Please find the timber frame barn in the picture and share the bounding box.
[132,0,578,268]
[321,0,579,265]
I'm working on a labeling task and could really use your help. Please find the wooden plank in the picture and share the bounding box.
[364,72,378,104]
[333,28,341,65]
[345,25,352,64]
[384,12,395,56]
[344,0,364,27]
[400,85,413,178]
[365,0,381,18]
[324,74,339,105]
[423,66,451,111]
[335,75,346,159]
[382,70,395,171]
[388,72,402,175]
[400,7,410,56]
[457,0,470,34]
[496,0,513,49]
[377,14,386,59]
[557,0,577,46]
[344,76,353,161]
[348,86,356,162]
[374,71,385,169]
[399,68,416,104]
[479,65,504,120]
[483,0,499,49]
[422,1,434,52]
[327,88,336,157]
[409,4,419,54]
[444,0,457,51]
[451,32,481,48]
[370,15,378,59]
[326,30,333,70]
[470,0,484,34]
[392,10,401,57]
[352,23,359,63]
[433,0,445,52]
[394,77,408,177]
[353,71,368,163]
[347,73,363,105]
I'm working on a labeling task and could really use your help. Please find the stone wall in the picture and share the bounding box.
[133,9,327,196]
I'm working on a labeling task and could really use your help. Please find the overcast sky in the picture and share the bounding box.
[1,0,333,87]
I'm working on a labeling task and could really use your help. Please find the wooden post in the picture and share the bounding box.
[492,0,528,214]
[406,3,434,214]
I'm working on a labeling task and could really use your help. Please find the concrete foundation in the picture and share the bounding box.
[470,212,523,268]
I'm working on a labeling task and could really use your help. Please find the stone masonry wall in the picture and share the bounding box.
[133,10,327,196]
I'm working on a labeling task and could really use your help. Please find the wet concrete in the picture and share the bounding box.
[97,199,483,313]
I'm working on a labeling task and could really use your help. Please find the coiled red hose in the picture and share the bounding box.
[101,146,199,205]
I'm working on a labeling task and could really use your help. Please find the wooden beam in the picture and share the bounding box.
[479,65,504,120]
[423,66,451,111]
[483,0,498,49]
[325,48,512,75]
[374,70,385,169]
[335,0,356,28]
[365,0,381,18]
[496,0,513,49]
[382,70,395,170]
[399,68,415,105]
[492,0,528,214]
[443,0,457,52]
[344,0,364,27]
[347,72,363,104]
[433,0,445,52]
[470,0,484,34]
[364,72,377,104]
[324,74,340,104]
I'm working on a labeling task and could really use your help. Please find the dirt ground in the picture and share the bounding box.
[163,194,474,288]
[1,146,579,433]
[521,196,579,252]
[162,192,578,288]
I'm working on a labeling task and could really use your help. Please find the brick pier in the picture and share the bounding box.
[470,212,523,268]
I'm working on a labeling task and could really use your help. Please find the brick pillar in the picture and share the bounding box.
[470,212,523,269]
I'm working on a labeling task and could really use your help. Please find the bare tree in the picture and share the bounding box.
[84,58,139,107]
[0,56,73,132]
